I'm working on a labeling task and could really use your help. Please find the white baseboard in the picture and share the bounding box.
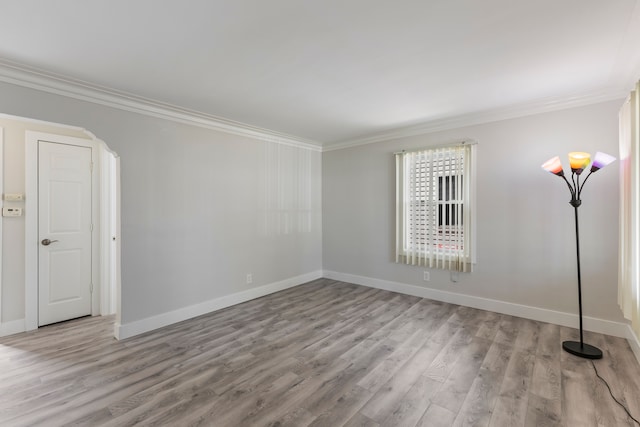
[115,270,323,340]
[626,325,640,365]
[323,270,631,339]
[0,318,26,337]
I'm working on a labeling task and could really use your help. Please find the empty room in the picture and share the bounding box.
[1,1,640,426]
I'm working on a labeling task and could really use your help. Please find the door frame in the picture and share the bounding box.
[25,130,119,332]
[0,127,3,330]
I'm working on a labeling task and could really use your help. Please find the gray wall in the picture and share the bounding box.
[0,79,626,330]
[323,100,625,322]
[0,81,322,325]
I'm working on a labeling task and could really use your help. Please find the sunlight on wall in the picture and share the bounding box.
[262,142,313,236]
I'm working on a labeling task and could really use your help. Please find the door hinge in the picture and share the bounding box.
[90,223,94,232]
[90,162,94,172]
[90,283,94,293]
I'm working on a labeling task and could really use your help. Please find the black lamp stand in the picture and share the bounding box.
[559,169,603,359]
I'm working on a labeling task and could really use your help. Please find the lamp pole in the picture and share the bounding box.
[562,189,602,359]
[572,203,584,348]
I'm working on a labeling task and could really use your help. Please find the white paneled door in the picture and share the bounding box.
[38,141,92,326]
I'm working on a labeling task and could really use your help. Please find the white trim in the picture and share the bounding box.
[323,89,628,152]
[0,127,3,327]
[0,60,322,152]
[0,61,628,154]
[0,112,99,136]
[323,270,630,338]
[25,138,37,330]
[25,131,109,330]
[626,325,640,366]
[393,139,478,155]
[114,157,122,329]
[0,318,25,337]
[99,150,111,315]
[99,151,118,315]
[115,270,323,340]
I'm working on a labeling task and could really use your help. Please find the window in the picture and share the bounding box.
[395,142,475,272]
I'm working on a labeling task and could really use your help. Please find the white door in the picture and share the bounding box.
[38,141,93,326]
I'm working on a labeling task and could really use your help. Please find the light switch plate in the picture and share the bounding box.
[4,193,25,201]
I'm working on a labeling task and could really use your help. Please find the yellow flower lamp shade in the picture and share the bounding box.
[568,152,591,174]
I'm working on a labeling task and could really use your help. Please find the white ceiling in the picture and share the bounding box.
[0,0,639,147]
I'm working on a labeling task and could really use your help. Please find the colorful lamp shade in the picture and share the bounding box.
[568,152,591,173]
[591,151,616,172]
[541,156,564,176]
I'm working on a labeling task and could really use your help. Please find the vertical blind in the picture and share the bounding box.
[619,80,640,342]
[395,143,474,272]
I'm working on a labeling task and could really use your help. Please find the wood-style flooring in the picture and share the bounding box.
[1,279,639,426]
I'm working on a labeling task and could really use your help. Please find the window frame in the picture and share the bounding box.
[395,142,476,271]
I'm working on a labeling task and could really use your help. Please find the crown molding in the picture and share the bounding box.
[0,60,629,154]
[0,111,95,136]
[0,60,323,152]
[323,89,628,152]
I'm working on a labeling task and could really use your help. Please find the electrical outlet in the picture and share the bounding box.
[423,271,430,281]
[246,273,253,284]
[2,207,23,217]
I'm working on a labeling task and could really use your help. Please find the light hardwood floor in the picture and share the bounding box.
[1,279,639,426]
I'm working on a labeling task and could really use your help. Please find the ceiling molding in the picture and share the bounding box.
[0,60,323,152]
[0,60,630,154]
[323,89,628,152]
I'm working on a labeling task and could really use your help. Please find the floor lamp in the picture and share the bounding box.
[541,151,616,359]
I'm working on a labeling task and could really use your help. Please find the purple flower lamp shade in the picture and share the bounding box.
[591,151,616,172]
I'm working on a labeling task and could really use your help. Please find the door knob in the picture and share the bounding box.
[41,239,59,246]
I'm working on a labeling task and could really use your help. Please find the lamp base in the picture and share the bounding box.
[562,340,603,359]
